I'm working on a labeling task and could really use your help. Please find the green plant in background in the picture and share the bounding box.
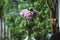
[2,0,57,40]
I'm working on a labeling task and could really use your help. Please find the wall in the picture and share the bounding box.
[58,0,60,30]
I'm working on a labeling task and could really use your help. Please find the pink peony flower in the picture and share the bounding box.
[19,9,38,19]
[20,9,28,16]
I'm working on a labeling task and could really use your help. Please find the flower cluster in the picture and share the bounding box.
[19,9,38,19]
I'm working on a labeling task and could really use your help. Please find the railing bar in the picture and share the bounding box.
[1,17,2,40]
[4,18,6,40]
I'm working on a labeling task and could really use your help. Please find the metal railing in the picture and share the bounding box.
[0,17,10,40]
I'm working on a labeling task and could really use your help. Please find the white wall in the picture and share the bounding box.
[58,0,60,30]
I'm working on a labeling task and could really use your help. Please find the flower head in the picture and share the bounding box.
[19,9,38,19]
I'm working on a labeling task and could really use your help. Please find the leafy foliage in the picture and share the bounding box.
[2,0,57,40]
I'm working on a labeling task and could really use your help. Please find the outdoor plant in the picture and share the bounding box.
[19,8,38,40]
[3,0,58,40]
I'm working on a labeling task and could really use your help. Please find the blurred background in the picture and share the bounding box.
[0,0,59,40]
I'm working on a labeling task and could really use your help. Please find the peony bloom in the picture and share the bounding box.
[19,9,38,19]
[20,9,28,16]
